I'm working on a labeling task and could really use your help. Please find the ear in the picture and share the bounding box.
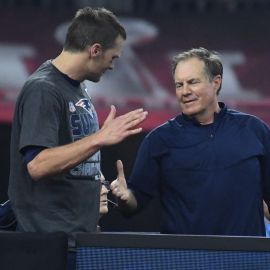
[88,43,102,57]
[213,75,222,93]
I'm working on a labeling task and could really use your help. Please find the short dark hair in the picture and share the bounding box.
[64,7,126,52]
[172,47,223,94]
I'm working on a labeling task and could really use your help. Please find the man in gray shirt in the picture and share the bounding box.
[8,7,147,257]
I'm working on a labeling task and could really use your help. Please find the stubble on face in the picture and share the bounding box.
[87,35,124,83]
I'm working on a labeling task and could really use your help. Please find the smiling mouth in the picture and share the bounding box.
[183,100,196,104]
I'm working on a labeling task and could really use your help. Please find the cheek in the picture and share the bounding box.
[175,90,182,99]
[203,88,216,101]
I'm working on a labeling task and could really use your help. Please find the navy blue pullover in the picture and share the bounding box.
[128,103,270,236]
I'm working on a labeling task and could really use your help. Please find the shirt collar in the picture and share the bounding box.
[176,102,227,126]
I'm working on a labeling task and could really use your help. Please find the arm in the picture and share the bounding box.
[110,160,138,213]
[261,122,270,219]
[27,106,147,181]
[264,201,270,221]
[111,134,161,214]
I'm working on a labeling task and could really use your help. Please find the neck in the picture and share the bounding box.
[52,51,87,82]
[195,102,221,125]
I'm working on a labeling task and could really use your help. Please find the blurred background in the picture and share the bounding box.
[1,0,270,232]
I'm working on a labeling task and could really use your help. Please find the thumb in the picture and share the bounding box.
[103,105,116,127]
[116,160,126,185]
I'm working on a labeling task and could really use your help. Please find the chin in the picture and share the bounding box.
[182,105,201,116]
[87,74,101,83]
[100,208,108,215]
[89,77,100,83]
[182,109,197,116]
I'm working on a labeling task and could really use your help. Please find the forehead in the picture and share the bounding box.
[174,57,206,81]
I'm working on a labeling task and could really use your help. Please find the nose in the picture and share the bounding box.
[101,184,109,195]
[182,83,191,96]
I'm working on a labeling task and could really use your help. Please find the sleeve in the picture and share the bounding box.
[128,133,163,210]
[19,81,62,153]
[21,146,46,164]
[260,122,270,209]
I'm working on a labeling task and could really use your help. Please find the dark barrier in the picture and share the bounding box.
[76,232,270,270]
[0,232,68,270]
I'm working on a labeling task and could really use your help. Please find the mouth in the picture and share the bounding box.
[183,99,197,104]
[100,203,108,208]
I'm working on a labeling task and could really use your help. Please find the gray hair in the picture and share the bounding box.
[172,47,223,94]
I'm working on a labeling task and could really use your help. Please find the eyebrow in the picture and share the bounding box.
[113,54,120,59]
[175,77,200,83]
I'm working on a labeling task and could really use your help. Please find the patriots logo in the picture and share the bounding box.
[68,101,76,112]
[75,98,93,117]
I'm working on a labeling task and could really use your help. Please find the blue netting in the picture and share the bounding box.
[76,247,270,270]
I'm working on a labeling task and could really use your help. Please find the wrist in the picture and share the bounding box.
[90,130,106,148]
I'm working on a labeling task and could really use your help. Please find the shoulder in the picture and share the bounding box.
[226,108,270,137]
[147,117,177,136]
[226,108,268,127]
[24,62,60,92]
[19,62,64,103]
[143,116,180,148]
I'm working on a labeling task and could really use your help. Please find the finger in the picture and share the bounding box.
[110,178,118,190]
[117,108,144,122]
[116,160,125,180]
[123,108,144,117]
[103,105,116,126]
[111,185,122,198]
[123,113,148,130]
[120,128,143,139]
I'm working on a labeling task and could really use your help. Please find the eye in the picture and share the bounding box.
[190,79,199,84]
[175,83,183,89]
